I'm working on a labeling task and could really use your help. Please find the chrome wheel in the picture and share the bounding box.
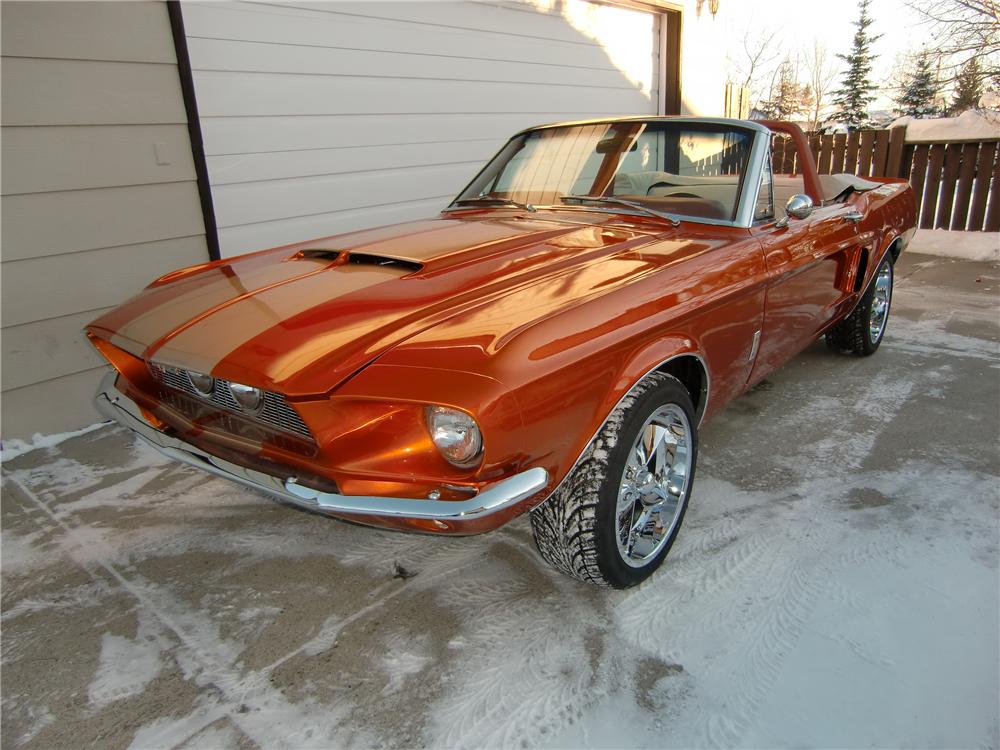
[869,261,892,345]
[615,404,692,568]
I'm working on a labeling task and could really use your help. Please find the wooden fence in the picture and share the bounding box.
[771,128,1000,232]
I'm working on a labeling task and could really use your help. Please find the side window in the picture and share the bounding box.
[755,148,774,221]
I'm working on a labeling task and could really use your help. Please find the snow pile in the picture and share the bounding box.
[0,421,107,462]
[908,229,999,262]
[87,613,166,708]
[891,109,1000,143]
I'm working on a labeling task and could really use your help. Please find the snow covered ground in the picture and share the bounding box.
[908,230,999,263]
[2,252,998,749]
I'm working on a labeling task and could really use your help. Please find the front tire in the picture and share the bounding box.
[530,372,698,588]
[825,255,893,356]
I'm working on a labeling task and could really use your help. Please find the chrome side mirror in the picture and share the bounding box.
[786,194,814,219]
[777,194,814,227]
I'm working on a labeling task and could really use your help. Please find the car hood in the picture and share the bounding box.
[88,211,668,396]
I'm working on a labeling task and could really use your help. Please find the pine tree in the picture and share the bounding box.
[950,57,984,114]
[896,50,942,118]
[832,0,882,127]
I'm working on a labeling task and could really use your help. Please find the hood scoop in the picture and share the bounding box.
[294,248,342,261]
[346,252,422,274]
[291,249,422,274]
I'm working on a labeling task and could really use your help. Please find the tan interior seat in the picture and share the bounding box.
[616,170,884,221]
[772,174,883,218]
[614,171,738,214]
[616,194,730,220]
[818,173,882,199]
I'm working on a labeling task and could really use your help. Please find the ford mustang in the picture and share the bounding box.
[87,117,917,588]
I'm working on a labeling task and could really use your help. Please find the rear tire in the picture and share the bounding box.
[825,255,893,356]
[530,372,698,588]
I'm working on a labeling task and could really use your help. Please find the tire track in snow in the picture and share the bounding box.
[616,528,772,656]
[431,570,611,749]
[424,499,781,748]
[610,357,921,748]
[700,555,832,749]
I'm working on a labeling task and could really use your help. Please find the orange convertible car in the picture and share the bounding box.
[88,118,916,587]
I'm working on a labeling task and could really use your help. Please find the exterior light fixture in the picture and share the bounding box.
[696,0,721,17]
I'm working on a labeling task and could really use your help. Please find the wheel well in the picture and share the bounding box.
[888,238,902,264]
[656,355,708,422]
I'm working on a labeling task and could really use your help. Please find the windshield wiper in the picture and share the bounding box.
[451,196,536,212]
[559,195,680,227]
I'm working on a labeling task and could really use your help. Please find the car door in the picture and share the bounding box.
[747,159,863,383]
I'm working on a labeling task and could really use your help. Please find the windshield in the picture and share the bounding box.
[455,121,756,223]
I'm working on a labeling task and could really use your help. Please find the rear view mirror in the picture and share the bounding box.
[596,137,639,155]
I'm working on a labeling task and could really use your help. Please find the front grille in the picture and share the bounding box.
[156,389,315,456]
[148,362,312,440]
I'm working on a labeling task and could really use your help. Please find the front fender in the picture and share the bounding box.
[612,338,709,424]
[362,226,765,514]
[853,179,918,295]
[319,363,525,489]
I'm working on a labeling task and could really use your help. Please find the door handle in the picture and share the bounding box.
[843,210,864,223]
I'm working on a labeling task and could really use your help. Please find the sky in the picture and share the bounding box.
[717,0,928,110]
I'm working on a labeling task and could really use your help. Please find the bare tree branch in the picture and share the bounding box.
[805,41,840,130]
[725,26,782,108]
[905,0,1000,81]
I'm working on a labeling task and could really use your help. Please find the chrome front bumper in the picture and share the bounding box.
[94,372,549,525]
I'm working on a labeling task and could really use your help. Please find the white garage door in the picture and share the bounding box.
[182,1,665,257]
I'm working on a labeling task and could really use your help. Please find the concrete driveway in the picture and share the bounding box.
[3,252,998,749]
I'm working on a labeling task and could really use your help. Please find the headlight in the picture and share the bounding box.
[426,406,483,467]
[188,371,215,398]
[229,382,263,412]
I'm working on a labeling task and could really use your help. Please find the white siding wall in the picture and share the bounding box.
[1,1,210,439]
[181,0,664,257]
[677,0,729,118]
